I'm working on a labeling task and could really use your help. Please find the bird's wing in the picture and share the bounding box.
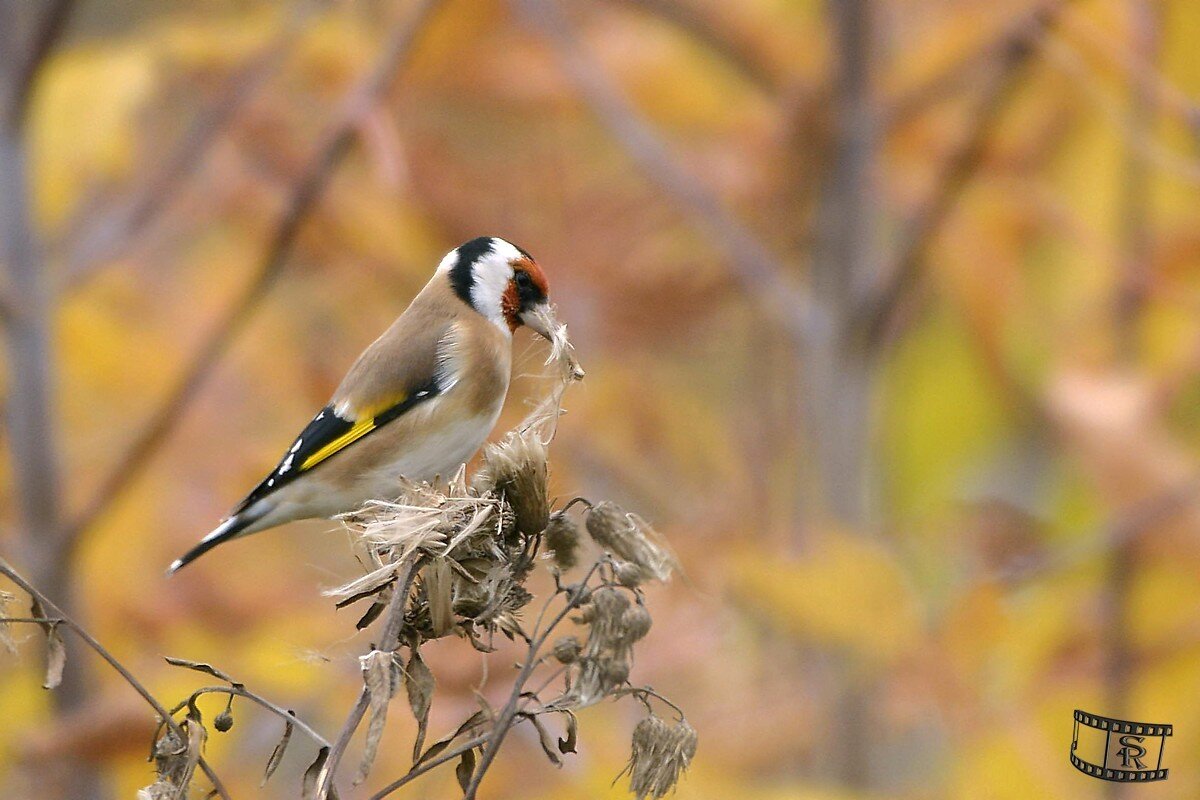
[230,311,455,515]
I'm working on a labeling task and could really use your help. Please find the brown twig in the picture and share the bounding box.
[0,558,231,799]
[366,733,490,800]
[315,555,423,799]
[461,561,603,799]
[173,684,330,747]
[855,0,1071,349]
[511,0,826,346]
[0,0,76,126]
[65,0,442,548]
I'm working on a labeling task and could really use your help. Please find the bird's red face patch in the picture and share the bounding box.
[503,257,550,331]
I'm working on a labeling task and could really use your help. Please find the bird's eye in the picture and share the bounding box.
[515,270,532,288]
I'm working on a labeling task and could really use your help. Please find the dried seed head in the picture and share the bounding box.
[543,511,580,569]
[552,635,582,664]
[614,560,643,588]
[598,655,630,686]
[476,431,550,539]
[621,605,653,642]
[213,710,234,733]
[585,502,676,583]
[625,716,698,800]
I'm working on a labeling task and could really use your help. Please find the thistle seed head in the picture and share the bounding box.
[625,716,698,800]
[585,502,676,583]
[543,511,580,569]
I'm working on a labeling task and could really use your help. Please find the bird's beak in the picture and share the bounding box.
[520,301,585,380]
[520,302,557,341]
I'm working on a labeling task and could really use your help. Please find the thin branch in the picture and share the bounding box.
[65,0,442,547]
[0,558,231,800]
[882,1,1063,129]
[315,555,423,800]
[854,0,1070,348]
[512,0,828,347]
[177,685,330,748]
[461,563,602,799]
[366,733,489,800]
[59,6,312,292]
[0,0,76,126]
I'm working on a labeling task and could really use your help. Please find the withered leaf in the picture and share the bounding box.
[557,710,578,754]
[404,649,436,762]
[356,649,398,784]
[261,712,295,786]
[355,598,387,630]
[302,746,338,800]
[455,748,477,793]
[416,710,486,765]
[526,714,563,767]
[164,656,238,685]
[31,598,65,690]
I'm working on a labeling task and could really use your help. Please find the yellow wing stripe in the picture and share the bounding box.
[300,417,376,471]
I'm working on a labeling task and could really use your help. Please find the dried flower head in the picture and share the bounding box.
[624,715,698,800]
[585,502,676,584]
[543,511,580,569]
[475,429,549,540]
[552,635,582,664]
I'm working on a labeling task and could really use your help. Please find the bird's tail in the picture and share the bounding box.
[167,511,261,574]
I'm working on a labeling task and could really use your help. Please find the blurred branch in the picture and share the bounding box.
[0,0,75,126]
[599,0,782,94]
[513,0,826,345]
[59,7,312,293]
[0,558,232,800]
[883,2,1060,129]
[855,1,1068,349]
[65,0,442,548]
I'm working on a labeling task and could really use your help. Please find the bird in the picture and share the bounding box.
[168,236,556,573]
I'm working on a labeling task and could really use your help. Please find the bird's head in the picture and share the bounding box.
[440,236,555,338]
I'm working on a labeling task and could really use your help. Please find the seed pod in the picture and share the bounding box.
[552,635,582,664]
[214,710,234,733]
[585,502,675,582]
[543,511,580,569]
[621,605,652,642]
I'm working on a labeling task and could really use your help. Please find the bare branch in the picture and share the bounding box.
[315,556,422,800]
[365,733,489,800]
[0,558,231,799]
[512,0,828,347]
[59,5,314,292]
[0,0,75,126]
[854,0,1070,348]
[65,0,443,546]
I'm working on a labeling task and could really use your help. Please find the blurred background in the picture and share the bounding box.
[2,0,1199,797]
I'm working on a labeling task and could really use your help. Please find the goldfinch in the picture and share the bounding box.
[169,236,556,573]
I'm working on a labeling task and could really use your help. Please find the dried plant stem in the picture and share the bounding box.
[316,555,422,800]
[366,733,490,800]
[0,559,231,800]
[462,565,601,799]
[174,685,330,747]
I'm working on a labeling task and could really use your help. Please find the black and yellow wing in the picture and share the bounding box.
[231,376,441,515]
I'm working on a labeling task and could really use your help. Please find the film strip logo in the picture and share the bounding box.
[1071,710,1172,783]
